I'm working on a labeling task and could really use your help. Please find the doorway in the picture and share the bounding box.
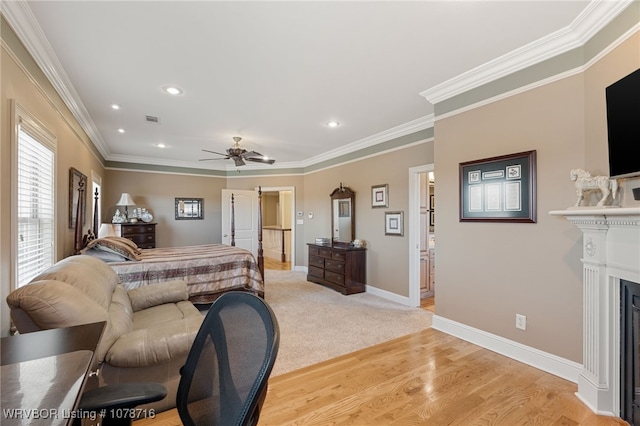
[260,187,295,271]
[409,165,434,308]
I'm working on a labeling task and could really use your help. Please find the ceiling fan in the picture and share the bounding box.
[200,137,276,167]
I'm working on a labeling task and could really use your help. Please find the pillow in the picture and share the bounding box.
[87,238,141,261]
[89,236,141,254]
[82,247,129,262]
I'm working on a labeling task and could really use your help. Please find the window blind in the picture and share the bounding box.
[16,125,55,287]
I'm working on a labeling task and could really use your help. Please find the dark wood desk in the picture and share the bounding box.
[1,321,105,366]
[1,322,105,425]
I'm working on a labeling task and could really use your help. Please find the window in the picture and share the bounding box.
[12,101,56,288]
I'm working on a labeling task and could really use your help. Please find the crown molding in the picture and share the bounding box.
[300,114,434,168]
[2,0,112,158]
[420,0,634,105]
[106,113,434,172]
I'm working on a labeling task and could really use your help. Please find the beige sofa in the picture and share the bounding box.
[6,255,204,412]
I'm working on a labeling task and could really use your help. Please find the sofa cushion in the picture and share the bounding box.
[96,285,135,362]
[30,255,118,310]
[6,280,109,330]
[106,311,203,367]
[127,280,189,312]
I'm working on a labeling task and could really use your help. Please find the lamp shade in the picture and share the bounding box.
[116,193,136,206]
[98,223,117,238]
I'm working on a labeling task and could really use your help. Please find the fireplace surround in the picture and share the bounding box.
[550,207,640,418]
[621,279,640,424]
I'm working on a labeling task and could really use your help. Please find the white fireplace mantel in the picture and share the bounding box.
[549,207,640,416]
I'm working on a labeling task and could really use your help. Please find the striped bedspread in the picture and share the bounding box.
[109,244,264,304]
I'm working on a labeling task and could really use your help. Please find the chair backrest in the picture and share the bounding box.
[176,291,280,426]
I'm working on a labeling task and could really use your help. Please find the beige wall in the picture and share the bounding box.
[103,170,226,247]
[1,19,106,336]
[433,34,640,363]
[302,142,433,296]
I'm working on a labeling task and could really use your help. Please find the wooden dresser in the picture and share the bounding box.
[307,243,366,295]
[117,223,156,248]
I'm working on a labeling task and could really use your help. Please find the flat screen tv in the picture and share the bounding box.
[605,67,640,179]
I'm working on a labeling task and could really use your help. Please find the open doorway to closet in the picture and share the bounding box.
[260,187,295,271]
[409,165,434,311]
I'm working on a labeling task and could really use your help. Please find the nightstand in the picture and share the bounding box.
[116,223,156,248]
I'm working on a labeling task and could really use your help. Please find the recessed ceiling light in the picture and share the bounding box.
[164,86,183,96]
[327,121,340,128]
[111,104,121,110]
[117,128,125,133]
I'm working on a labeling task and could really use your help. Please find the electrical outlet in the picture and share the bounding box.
[516,314,527,331]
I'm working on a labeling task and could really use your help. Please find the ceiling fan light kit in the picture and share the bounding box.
[200,137,276,167]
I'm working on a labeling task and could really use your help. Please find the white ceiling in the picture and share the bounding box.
[6,1,617,171]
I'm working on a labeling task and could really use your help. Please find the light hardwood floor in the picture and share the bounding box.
[264,257,290,271]
[134,328,626,426]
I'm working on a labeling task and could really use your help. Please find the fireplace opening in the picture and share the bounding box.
[621,279,640,425]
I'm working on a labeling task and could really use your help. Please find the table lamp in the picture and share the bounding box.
[116,193,136,222]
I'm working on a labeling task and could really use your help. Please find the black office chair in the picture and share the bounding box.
[177,291,280,426]
[78,291,280,426]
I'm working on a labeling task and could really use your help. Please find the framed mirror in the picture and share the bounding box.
[330,185,355,243]
[175,197,204,220]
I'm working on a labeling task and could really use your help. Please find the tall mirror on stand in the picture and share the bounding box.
[330,184,355,244]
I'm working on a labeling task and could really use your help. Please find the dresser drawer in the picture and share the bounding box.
[318,247,332,258]
[331,251,346,261]
[118,223,156,249]
[325,259,345,274]
[325,270,345,285]
[121,224,155,236]
[308,266,324,279]
[129,233,155,244]
[309,255,325,268]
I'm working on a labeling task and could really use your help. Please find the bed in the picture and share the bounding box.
[74,179,265,303]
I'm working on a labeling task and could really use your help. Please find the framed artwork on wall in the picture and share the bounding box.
[385,211,404,236]
[371,184,388,208]
[175,197,204,220]
[459,150,537,223]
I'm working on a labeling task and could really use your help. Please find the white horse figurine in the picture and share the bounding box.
[570,169,618,207]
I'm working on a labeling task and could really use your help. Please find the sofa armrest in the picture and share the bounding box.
[105,315,203,367]
[126,280,189,312]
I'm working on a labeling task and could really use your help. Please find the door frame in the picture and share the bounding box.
[259,186,296,269]
[408,164,433,307]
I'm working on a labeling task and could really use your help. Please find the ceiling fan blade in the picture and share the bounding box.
[202,149,229,156]
[245,157,276,165]
[199,157,230,161]
[240,150,263,158]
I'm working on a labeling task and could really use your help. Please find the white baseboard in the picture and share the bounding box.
[282,272,579,384]
[432,315,583,384]
[366,285,412,306]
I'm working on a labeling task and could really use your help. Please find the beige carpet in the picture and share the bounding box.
[263,269,433,376]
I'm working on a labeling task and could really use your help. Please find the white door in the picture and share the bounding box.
[221,189,259,258]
